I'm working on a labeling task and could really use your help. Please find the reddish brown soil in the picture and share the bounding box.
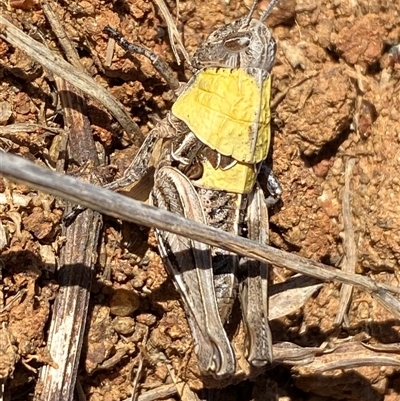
[0,0,400,400]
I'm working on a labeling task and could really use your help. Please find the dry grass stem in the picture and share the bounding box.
[0,15,143,143]
[335,158,357,326]
[1,152,400,320]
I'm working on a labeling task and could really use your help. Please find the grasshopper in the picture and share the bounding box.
[102,0,282,379]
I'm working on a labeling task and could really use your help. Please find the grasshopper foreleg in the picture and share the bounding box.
[63,127,162,223]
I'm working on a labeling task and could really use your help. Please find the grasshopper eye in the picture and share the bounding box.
[223,32,252,52]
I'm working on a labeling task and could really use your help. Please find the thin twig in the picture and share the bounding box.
[335,158,357,326]
[166,363,199,401]
[0,123,64,136]
[0,265,7,401]
[153,0,190,65]
[293,341,400,376]
[270,72,319,109]
[1,152,400,319]
[42,1,84,71]
[0,289,27,316]
[0,15,143,144]
[126,383,177,401]
[129,327,149,401]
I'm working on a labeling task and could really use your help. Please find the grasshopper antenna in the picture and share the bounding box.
[260,0,281,22]
[244,0,260,26]
[244,0,281,27]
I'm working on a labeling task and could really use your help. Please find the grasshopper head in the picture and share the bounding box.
[192,0,280,73]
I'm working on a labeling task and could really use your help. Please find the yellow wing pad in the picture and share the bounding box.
[172,68,271,164]
[192,158,257,194]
